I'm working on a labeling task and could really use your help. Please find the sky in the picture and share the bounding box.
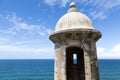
[0,0,120,59]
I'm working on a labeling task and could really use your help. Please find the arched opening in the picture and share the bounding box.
[66,47,85,80]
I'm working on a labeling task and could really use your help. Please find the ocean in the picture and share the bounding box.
[0,59,119,80]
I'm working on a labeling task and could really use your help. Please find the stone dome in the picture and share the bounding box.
[55,2,94,31]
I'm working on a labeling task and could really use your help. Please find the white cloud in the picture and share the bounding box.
[110,44,120,53]
[102,0,120,9]
[81,0,120,9]
[80,0,120,20]
[90,11,107,20]
[61,0,70,7]
[43,0,120,20]
[0,37,10,44]
[44,0,57,6]
[44,0,70,7]
[97,44,120,59]
[82,0,120,20]
[14,40,35,45]
[0,13,53,37]
[0,45,54,59]
[0,37,8,42]
[44,0,120,9]
[1,43,120,59]
[97,47,108,59]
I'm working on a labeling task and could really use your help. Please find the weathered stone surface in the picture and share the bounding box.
[49,2,102,80]
[50,28,101,80]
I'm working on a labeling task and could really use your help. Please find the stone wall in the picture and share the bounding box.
[49,29,101,80]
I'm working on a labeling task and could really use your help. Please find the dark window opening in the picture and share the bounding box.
[66,47,85,80]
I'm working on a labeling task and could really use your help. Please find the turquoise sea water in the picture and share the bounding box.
[0,59,119,80]
[99,59,120,80]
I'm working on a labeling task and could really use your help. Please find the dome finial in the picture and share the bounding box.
[68,2,78,13]
[70,2,76,8]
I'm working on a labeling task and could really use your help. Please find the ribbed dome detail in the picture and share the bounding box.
[55,2,94,31]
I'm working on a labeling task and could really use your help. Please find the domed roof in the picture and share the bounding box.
[55,2,94,31]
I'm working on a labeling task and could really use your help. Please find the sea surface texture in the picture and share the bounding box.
[0,59,119,80]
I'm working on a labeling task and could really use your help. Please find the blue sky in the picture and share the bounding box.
[0,0,120,59]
